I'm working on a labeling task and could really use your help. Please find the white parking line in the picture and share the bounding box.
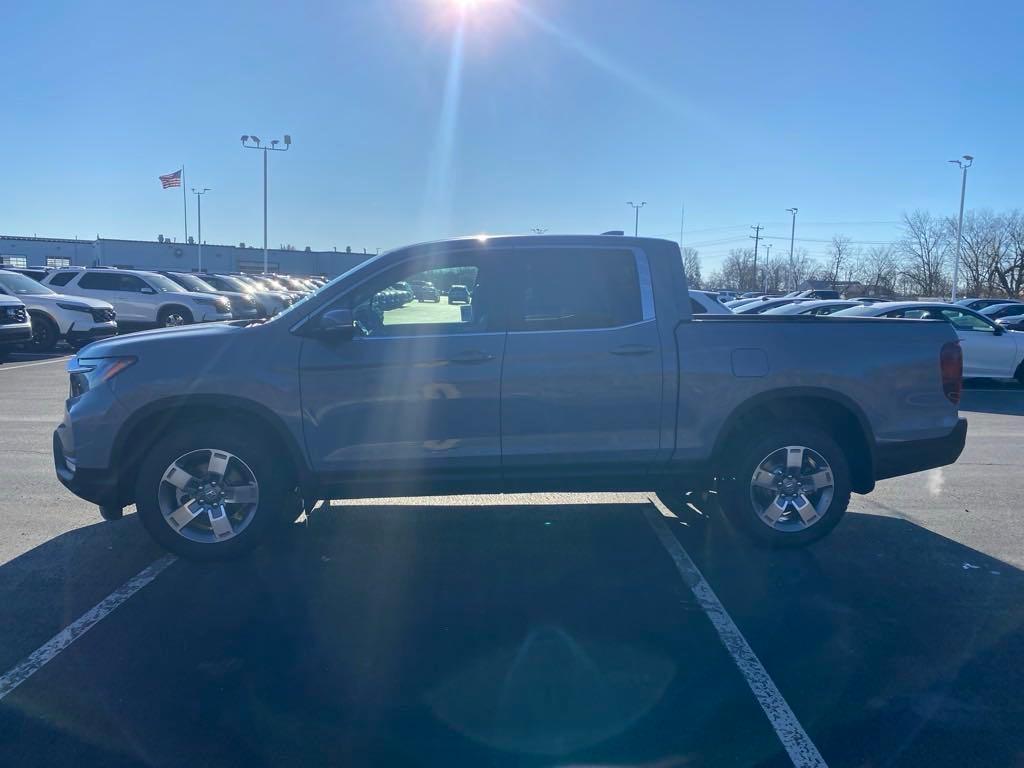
[643,502,828,768]
[0,356,72,372]
[0,555,176,701]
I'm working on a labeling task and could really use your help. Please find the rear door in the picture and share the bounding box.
[499,246,663,484]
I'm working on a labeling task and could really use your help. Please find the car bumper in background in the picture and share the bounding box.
[0,323,33,347]
[66,322,118,345]
[198,310,233,323]
[874,418,968,481]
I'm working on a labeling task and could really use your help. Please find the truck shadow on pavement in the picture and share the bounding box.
[0,501,1022,767]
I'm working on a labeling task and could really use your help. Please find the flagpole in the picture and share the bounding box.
[181,166,188,243]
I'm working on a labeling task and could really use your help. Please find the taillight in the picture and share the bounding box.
[940,341,962,404]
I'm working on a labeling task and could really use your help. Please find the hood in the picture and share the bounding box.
[75,320,241,357]
[0,295,25,307]
[173,290,229,304]
[40,293,114,310]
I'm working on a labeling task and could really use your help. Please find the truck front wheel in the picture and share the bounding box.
[134,422,291,561]
[718,425,851,547]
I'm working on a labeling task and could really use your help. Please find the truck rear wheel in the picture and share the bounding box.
[718,425,851,547]
[134,422,290,561]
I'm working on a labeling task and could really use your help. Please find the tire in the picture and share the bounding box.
[28,312,58,352]
[1015,361,1024,387]
[157,306,193,328]
[717,424,851,547]
[134,421,291,561]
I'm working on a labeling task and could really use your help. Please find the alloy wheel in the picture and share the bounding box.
[157,449,260,544]
[748,445,835,532]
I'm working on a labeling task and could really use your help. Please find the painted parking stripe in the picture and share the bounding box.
[0,555,176,701]
[643,503,828,768]
[0,356,72,372]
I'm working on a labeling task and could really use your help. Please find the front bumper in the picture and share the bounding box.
[54,429,119,505]
[66,323,118,345]
[0,323,33,348]
[198,309,233,323]
[874,417,968,481]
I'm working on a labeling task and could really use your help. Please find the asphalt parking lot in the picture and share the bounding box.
[1,350,1023,767]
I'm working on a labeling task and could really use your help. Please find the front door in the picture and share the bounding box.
[938,307,1017,378]
[299,249,506,494]
[499,246,664,484]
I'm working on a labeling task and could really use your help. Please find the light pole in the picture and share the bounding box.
[192,188,210,272]
[627,201,646,237]
[763,242,773,292]
[948,155,973,301]
[241,134,292,273]
[786,207,799,289]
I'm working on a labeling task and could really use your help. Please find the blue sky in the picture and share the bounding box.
[1,0,1021,269]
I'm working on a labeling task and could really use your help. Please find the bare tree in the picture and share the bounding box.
[714,248,757,291]
[857,246,899,295]
[897,211,949,297]
[826,236,859,289]
[994,210,1024,298]
[681,247,702,290]
[954,210,1006,297]
[786,248,818,289]
[760,255,788,293]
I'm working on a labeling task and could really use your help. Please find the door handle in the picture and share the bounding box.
[450,350,496,364]
[610,344,655,356]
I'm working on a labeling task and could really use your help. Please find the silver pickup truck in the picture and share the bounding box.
[54,235,967,560]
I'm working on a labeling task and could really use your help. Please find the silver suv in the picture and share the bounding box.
[43,268,231,327]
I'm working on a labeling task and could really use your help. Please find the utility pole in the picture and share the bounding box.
[749,224,763,292]
[948,155,974,301]
[192,188,210,272]
[627,201,646,236]
[786,207,799,289]
[241,134,292,273]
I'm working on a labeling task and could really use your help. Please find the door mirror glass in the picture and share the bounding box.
[316,308,355,340]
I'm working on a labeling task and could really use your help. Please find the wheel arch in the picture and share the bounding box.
[157,303,194,323]
[111,394,312,505]
[712,387,876,494]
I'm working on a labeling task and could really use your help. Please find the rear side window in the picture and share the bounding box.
[79,272,147,292]
[689,297,706,314]
[48,271,76,287]
[507,249,643,331]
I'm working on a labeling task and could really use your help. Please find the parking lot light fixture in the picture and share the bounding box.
[192,188,210,272]
[786,208,798,290]
[241,134,292,273]
[948,155,974,302]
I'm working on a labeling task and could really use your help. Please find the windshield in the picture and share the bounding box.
[0,272,55,296]
[168,272,216,293]
[142,272,187,293]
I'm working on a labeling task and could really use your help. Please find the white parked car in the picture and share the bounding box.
[689,290,733,314]
[43,268,232,328]
[0,295,33,361]
[834,301,1024,382]
[763,299,861,316]
[0,269,116,351]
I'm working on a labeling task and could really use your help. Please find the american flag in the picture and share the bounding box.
[159,169,182,189]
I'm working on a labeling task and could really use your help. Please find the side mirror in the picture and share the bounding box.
[140,286,157,295]
[314,308,355,341]
[993,325,1005,335]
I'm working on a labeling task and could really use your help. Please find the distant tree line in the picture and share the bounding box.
[690,209,1024,298]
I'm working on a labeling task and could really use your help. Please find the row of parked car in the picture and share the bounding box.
[687,288,1024,383]
[0,265,329,359]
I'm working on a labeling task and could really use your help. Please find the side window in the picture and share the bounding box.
[887,308,928,319]
[689,297,706,314]
[79,272,123,290]
[118,275,148,293]
[507,249,643,331]
[343,253,497,337]
[48,271,76,287]
[940,308,994,332]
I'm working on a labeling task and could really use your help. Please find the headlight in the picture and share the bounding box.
[57,302,93,314]
[68,356,136,398]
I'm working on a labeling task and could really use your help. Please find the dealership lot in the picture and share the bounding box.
[1,353,1023,766]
